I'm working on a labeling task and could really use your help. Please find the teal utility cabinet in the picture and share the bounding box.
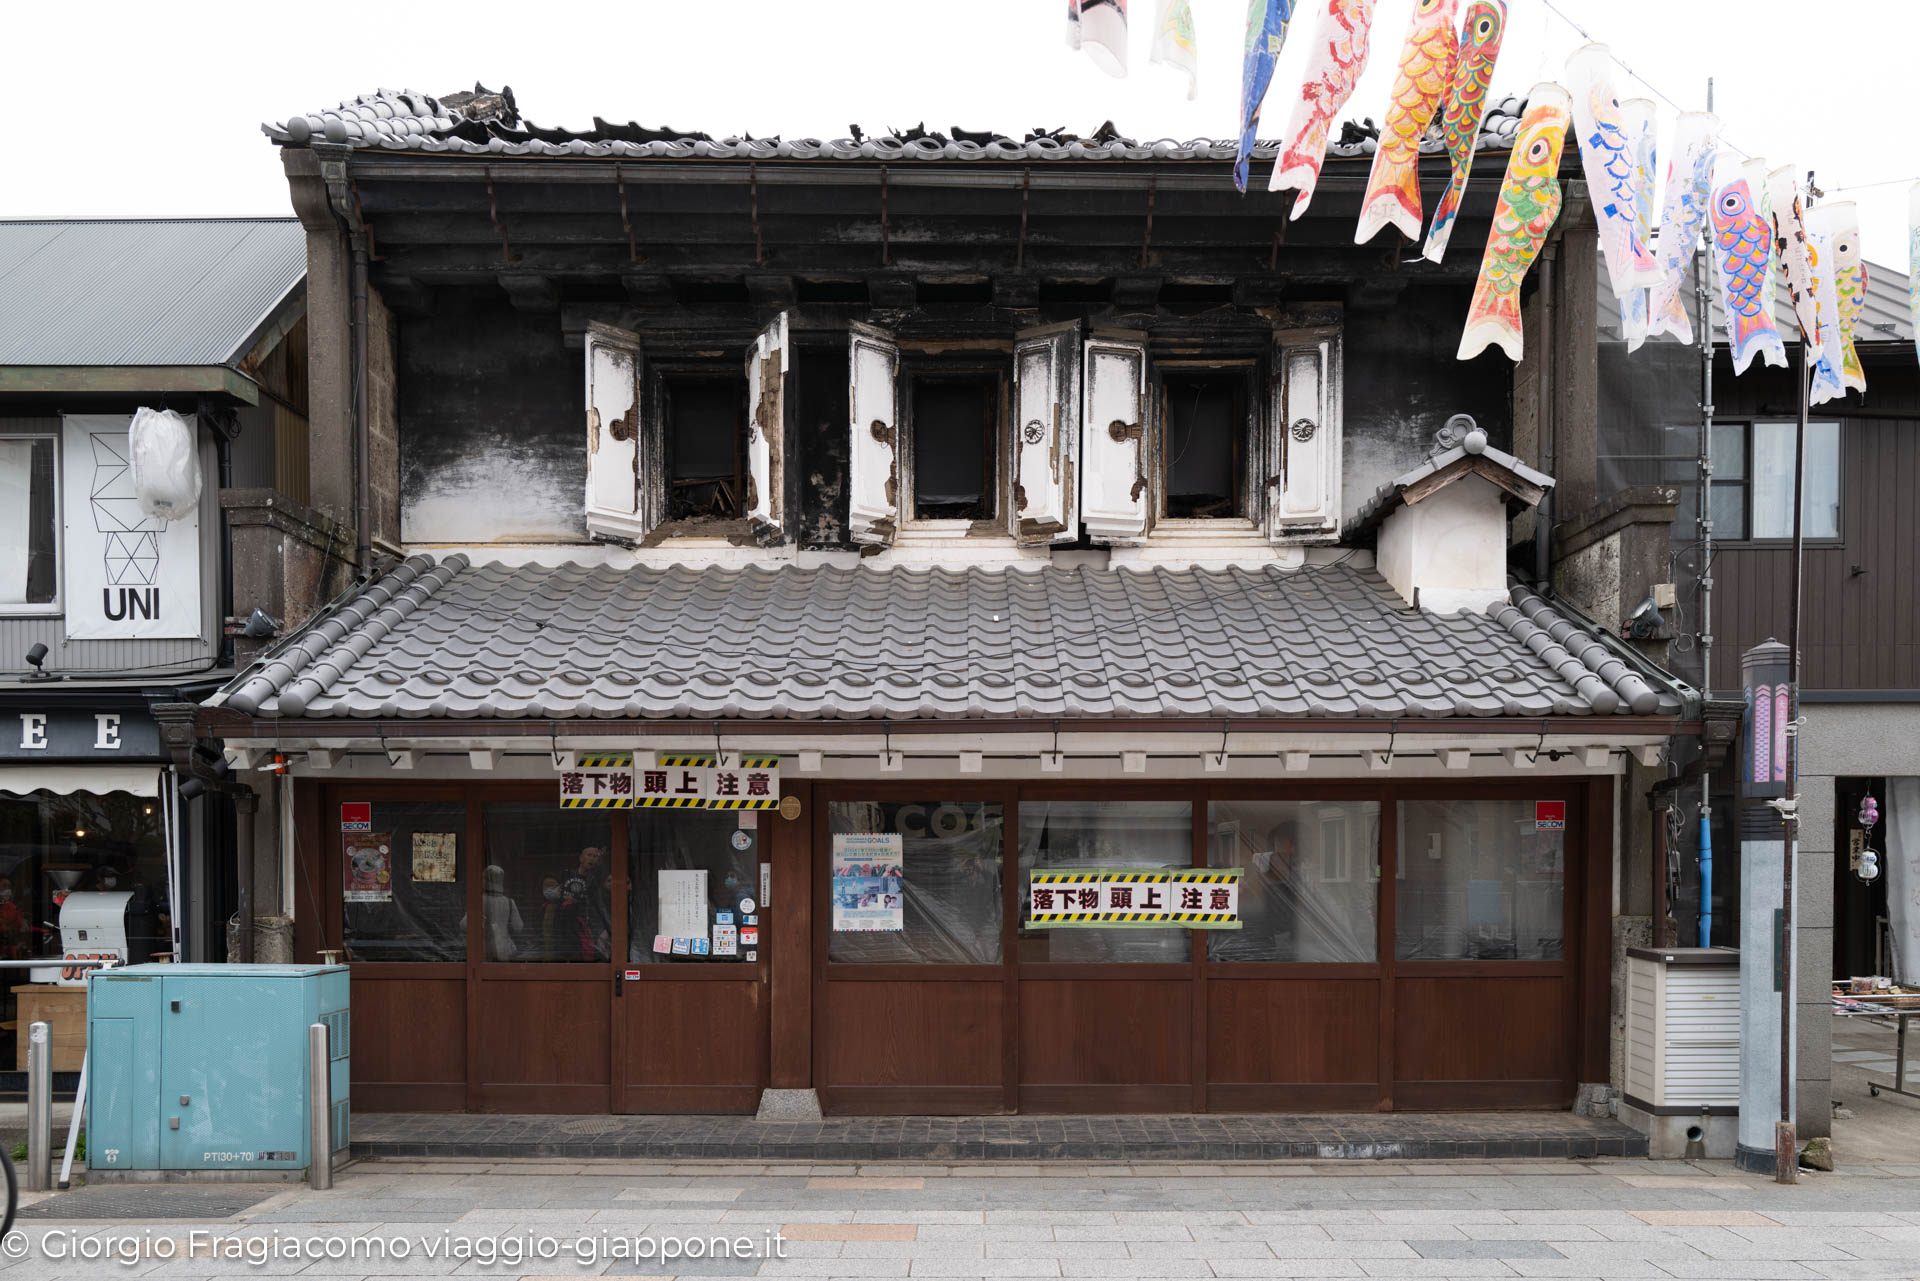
[87,964,348,1173]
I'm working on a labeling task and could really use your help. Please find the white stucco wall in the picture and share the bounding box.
[1376,476,1509,614]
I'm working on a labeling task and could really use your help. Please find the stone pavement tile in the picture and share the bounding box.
[1763,1211,1910,1226]
[984,1241,1130,1258]
[1503,1212,1642,1226]
[917,1225,1055,1242]
[721,1210,854,1224]
[1640,1263,1826,1279]
[1311,1166,1415,1178]
[809,1176,927,1191]
[1244,1211,1395,1225]
[1613,1176,1762,1189]
[852,1210,986,1224]
[1368,1211,1517,1225]
[782,1223,919,1241]
[1251,1241,1421,1260]
[861,1164,953,1177]
[968,1166,1048,1178]
[1457,1225,1606,1242]
[758,1261,913,1277]
[1111,1211,1253,1226]
[1833,1237,1920,1259]
[907,1259,1062,1276]
[1630,1210,1780,1227]
[1860,1224,1920,1241]
[1408,1239,1564,1260]
[987,1212,1119,1226]
[1050,1227,1194,1242]
[1319,1225,1460,1242]
[672,1164,765,1177]
[1203,1264,1368,1279]
[1351,1259,1524,1276]
[614,1187,744,1202]
[1504,1263,1673,1279]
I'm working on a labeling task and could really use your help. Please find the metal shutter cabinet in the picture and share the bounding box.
[86,964,348,1175]
[1619,947,1739,1159]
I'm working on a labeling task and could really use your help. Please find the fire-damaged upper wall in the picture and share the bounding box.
[273,86,1548,553]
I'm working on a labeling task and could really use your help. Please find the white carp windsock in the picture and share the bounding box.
[1803,205,1848,406]
[1646,112,1720,344]
[1270,0,1378,214]
[1910,181,1920,368]
[1616,97,1656,351]
[1767,166,1824,350]
[1827,202,1868,396]
[1566,44,1663,295]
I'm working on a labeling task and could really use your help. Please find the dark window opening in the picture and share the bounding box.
[0,436,57,606]
[915,280,994,305]
[1162,371,1246,519]
[910,375,998,522]
[665,375,748,521]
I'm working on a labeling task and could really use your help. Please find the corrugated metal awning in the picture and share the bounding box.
[0,764,162,798]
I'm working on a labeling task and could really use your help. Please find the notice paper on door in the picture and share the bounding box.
[831,832,904,932]
[658,868,709,939]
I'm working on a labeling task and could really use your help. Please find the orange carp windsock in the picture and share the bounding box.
[1457,85,1570,362]
[1268,0,1378,215]
[1354,0,1458,245]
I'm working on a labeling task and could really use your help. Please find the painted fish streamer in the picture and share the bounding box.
[1646,112,1721,344]
[1803,207,1847,406]
[1068,0,1129,78]
[1566,44,1662,295]
[1827,202,1868,396]
[1616,98,1657,351]
[1709,160,1787,375]
[1910,182,1920,368]
[1355,0,1458,244]
[1268,0,1377,213]
[1766,166,1823,350]
[1236,0,1297,193]
[1421,0,1506,263]
[1151,0,1199,99]
[1458,84,1570,362]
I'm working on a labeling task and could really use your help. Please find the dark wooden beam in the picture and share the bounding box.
[498,273,560,312]
[0,365,259,404]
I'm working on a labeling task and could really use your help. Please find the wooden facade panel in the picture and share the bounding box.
[1018,979,1191,1086]
[472,977,612,1088]
[350,976,467,1110]
[1392,974,1571,1085]
[821,980,1004,1089]
[617,977,766,1113]
[1204,978,1378,1085]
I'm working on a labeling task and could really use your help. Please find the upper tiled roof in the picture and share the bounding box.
[263,84,1530,164]
[1601,257,1915,348]
[0,219,305,367]
[213,556,1680,722]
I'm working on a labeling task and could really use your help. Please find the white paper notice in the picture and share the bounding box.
[658,868,709,939]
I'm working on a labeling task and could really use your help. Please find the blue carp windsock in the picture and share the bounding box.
[1420,0,1506,263]
[1355,0,1458,244]
[1269,0,1378,213]
[1827,202,1868,396]
[1803,206,1848,406]
[1709,159,1787,375]
[1767,166,1824,351]
[1646,112,1721,344]
[1566,44,1662,296]
[1910,181,1920,368]
[1458,84,1570,362]
[1236,0,1297,193]
[1616,97,1656,351]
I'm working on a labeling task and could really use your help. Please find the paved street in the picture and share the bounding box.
[3,1155,1918,1280]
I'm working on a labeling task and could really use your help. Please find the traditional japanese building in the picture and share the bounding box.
[194,85,1714,1117]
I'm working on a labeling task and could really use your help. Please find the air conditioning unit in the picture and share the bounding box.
[1621,947,1740,1158]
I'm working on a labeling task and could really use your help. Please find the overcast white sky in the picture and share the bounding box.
[3,0,1914,270]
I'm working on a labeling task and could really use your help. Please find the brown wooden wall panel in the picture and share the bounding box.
[618,978,767,1113]
[471,977,611,1111]
[1393,974,1570,1089]
[821,980,1004,1089]
[1018,979,1191,1086]
[350,977,467,1110]
[1205,978,1378,1085]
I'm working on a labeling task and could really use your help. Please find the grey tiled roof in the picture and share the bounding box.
[1347,438,1555,539]
[214,555,1679,722]
[263,86,1530,163]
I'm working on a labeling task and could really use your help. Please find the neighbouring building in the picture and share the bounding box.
[194,86,1718,1117]
[0,218,309,1048]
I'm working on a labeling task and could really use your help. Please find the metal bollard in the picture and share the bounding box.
[308,1023,332,1190]
[26,1021,51,1192]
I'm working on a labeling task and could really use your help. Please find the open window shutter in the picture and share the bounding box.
[585,322,648,540]
[1269,326,1343,541]
[745,312,789,541]
[1013,320,1081,545]
[847,322,900,545]
[1079,332,1149,544]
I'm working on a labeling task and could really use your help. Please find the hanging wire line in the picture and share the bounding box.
[1822,175,1920,195]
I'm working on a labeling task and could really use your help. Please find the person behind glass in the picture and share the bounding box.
[1257,820,1305,940]
[538,874,564,960]
[465,864,524,961]
[558,845,611,960]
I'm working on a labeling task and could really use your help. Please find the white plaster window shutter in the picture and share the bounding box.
[1269,323,1344,542]
[1079,331,1149,544]
[847,321,900,545]
[745,312,789,539]
[1012,320,1082,545]
[584,322,649,540]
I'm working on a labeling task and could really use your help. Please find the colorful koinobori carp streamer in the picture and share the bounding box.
[1068,0,1129,78]
[1709,159,1787,375]
[1803,206,1848,406]
[1767,166,1824,351]
[1150,0,1200,99]
[1566,44,1662,296]
[1420,0,1506,263]
[1910,181,1920,367]
[1236,0,1296,193]
[1646,112,1721,345]
[1827,202,1869,396]
[1616,97,1657,350]
[1354,0,1458,243]
[1458,83,1571,362]
[1268,0,1377,213]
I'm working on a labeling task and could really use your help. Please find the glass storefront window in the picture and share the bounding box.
[1018,800,1190,962]
[0,790,170,962]
[341,800,465,962]
[1396,799,1565,961]
[628,810,761,963]
[1207,800,1379,963]
[481,804,613,962]
[827,800,1003,964]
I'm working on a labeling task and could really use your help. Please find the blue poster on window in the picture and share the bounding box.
[832,833,904,932]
